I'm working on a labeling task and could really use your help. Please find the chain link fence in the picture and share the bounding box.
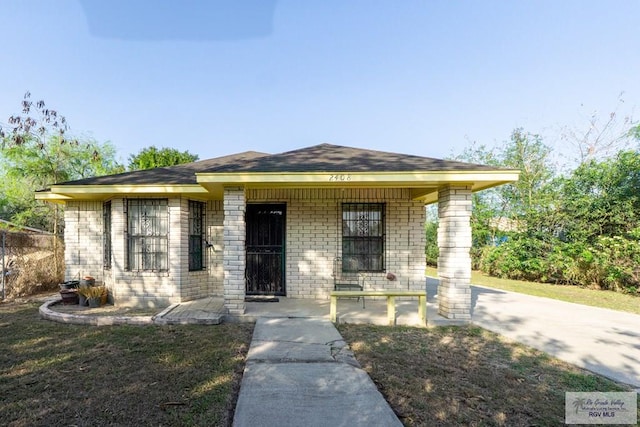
[1,230,64,300]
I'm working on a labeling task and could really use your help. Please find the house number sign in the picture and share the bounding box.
[329,174,352,181]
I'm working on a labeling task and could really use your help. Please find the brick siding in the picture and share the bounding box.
[437,185,473,319]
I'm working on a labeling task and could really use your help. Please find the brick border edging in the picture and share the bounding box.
[39,299,155,326]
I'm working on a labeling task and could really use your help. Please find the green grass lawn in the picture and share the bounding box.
[3,296,638,426]
[338,324,639,426]
[0,302,253,427]
[426,267,640,315]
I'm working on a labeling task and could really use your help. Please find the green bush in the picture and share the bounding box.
[479,232,640,294]
[425,221,439,266]
[479,234,555,282]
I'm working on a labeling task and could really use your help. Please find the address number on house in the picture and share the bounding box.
[329,174,352,181]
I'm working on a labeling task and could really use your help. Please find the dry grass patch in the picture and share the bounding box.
[0,302,253,427]
[338,324,638,426]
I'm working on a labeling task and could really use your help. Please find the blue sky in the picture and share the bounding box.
[1,1,638,166]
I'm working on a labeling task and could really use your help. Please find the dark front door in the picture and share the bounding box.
[245,204,286,295]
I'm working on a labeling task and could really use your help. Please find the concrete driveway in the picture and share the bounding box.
[427,277,640,389]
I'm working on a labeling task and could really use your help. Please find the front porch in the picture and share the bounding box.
[42,277,462,326]
[38,144,519,318]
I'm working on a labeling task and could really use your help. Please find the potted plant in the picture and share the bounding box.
[78,285,106,308]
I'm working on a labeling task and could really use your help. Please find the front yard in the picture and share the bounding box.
[1,300,637,426]
[0,301,253,427]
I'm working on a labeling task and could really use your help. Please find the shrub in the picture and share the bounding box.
[478,231,640,294]
[2,232,64,299]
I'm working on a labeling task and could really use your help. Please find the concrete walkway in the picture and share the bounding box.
[426,277,640,389]
[233,317,402,427]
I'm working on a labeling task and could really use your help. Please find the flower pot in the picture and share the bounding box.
[88,297,101,308]
[78,294,88,306]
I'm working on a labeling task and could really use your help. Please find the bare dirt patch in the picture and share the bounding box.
[50,301,163,317]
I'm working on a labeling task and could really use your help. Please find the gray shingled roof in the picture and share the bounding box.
[54,151,269,186]
[201,143,499,173]
[53,144,505,187]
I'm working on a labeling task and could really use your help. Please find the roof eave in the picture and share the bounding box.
[36,170,519,202]
[36,184,208,202]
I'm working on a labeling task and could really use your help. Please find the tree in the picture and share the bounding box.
[128,146,199,170]
[0,91,76,149]
[0,92,124,233]
[559,94,638,167]
[449,142,507,263]
[447,131,556,264]
[500,129,554,216]
[557,150,640,243]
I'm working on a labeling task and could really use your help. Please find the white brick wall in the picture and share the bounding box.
[109,198,181,308]
[223,187,246,314]
[248,188,426,299]
[437,185,472,320]
[65,187,429,309]
[64,201,104,281]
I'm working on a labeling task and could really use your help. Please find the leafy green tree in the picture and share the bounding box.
[0,136,124,233]
[449,142,506,264]
[0,92,124,233]
[447,130,556,266]
[500,129,554,216]
[128,146,199,170]
[558,150,640,243]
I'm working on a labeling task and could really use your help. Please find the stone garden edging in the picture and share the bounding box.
[39,299,155,326]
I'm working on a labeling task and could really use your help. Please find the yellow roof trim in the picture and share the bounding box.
[36,184,208,202]
[196,170,519,184]
[48,184,207,194]
[36,170,519,203]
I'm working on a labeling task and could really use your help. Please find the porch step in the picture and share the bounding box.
[154,298,226,325]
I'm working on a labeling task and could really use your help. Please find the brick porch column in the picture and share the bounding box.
[437,185,472,320]
[223,186,246,315]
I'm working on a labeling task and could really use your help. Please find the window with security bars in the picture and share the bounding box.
[126,199,168,272]
[189,200,205,271]
[103,201,112,269]
[342,203,385,272]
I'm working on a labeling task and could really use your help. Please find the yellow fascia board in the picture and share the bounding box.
[196,170,520,186]
[34,192,71,203]
[49,184,207,195]
[37,184,208,202]
[35,192,72,200]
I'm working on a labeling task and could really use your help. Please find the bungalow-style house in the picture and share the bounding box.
[36,144,518,320]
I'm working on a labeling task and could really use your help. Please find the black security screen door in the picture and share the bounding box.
[245,204,286,295]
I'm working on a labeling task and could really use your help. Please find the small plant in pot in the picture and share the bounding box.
[77,286,107,308]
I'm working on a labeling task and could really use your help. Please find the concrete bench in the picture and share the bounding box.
[330,290,426,326]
